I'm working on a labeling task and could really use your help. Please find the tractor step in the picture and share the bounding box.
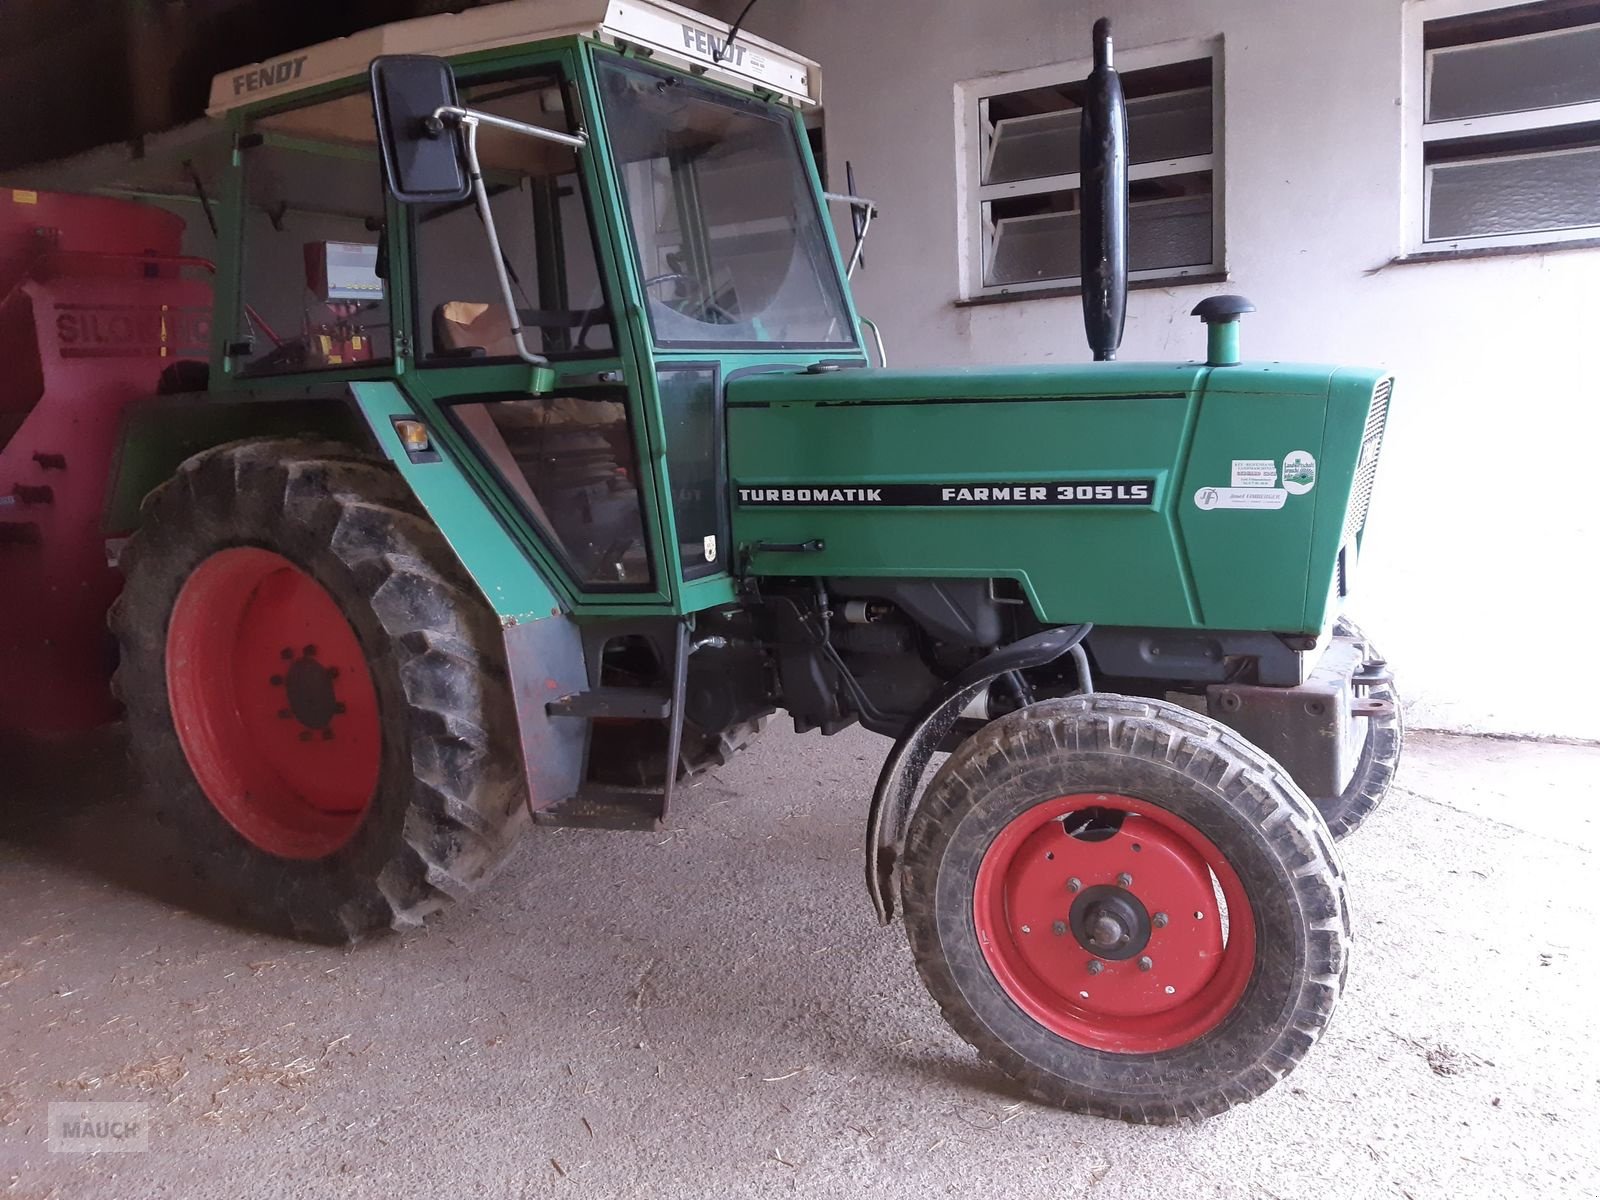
[540,618,691,831]
[533,784,664,831]
[546,686,672,720]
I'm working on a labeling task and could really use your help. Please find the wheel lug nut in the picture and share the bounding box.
[1067,877,1082,893]
[1153,912,1168,927]
[1116,872,1133,887]
[1052,921,1067,936]
[1086,960,1104,975]
[1138,956,1153,972]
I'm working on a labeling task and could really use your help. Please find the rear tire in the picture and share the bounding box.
[902,693,1349,1124]
[111,438,526,942]
[1313,617,1403,839]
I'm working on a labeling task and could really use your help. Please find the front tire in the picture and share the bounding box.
[1312,617,1403,839]
[902,694,1349,1123]
[111,438,525,942]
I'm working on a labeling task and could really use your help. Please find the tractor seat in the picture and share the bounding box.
[433,300,611,359]
[435,300,517,359]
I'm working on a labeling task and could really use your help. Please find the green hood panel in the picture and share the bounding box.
[726,363,1391,633]
[727,361,1343,406]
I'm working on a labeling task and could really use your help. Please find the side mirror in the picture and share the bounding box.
[370,55,471,204]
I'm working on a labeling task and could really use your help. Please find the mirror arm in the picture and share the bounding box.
[823,191,878,213]
[824,192,878,281]
[434,105,588,150]
[844,205,873,280]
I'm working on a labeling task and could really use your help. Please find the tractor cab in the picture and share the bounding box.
[203,0,853,614]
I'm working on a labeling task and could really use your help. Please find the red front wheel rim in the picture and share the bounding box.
[166,547,381,859]
[973,793,1257,1053]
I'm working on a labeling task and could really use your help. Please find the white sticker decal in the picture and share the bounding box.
[703,534,718,563]
[1194,486,1288,511]
[1231,459,1277,488]
[1282,450,1317,495]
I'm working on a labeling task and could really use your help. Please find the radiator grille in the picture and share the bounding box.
[1342,378,1392,544]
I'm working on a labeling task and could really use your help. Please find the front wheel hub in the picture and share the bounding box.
[1069,884,1151,961]
[973,793,1257,1053]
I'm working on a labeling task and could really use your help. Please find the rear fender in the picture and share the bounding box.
[111,380,587,812]
[346,382,586,811]
[106,390,373,534]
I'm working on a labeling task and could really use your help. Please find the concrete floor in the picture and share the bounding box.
[0,723,1596,1199]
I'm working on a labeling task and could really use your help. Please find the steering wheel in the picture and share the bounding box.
[643,271,693,291]
[642,272,738,325]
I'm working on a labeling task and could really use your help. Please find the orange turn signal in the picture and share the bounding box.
[394,419,432,453]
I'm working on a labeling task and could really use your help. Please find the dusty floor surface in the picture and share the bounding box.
[0,723,1595,1199]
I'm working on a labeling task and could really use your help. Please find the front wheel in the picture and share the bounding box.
[902,694,1349,1123]
[1312,617,1403,839]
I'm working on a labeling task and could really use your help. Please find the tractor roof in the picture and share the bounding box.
[207,0,819,116]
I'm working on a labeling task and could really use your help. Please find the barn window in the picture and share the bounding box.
[1421,1,1600,246]
[960,40,1223,300]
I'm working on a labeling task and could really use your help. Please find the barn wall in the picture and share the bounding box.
[738,0,1599,739]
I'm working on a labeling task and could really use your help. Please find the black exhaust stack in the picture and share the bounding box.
[1080,18,1129,362]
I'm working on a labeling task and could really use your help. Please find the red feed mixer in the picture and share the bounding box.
[0,188,211,735]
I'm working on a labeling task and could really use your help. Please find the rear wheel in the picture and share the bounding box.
[902,694,1349,1123]
[111,438,526,942]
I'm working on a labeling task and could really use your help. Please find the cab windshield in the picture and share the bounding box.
[596,56,856,350]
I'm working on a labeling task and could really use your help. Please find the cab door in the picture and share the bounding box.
[394,54,676,611]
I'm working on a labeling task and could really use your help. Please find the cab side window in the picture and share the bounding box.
[236,93,391,377]
[447,392,650,589]
[415,74,615,361]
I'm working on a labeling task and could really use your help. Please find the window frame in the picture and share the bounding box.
[408,65,623,367]
[591,52,860,353]
[232,102,398,379]
[436,387,657,595]
[1405,0,1600,253]
[654,362,728,582]
[956,35,1226,302]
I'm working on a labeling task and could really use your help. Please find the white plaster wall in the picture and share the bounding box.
[729,0,1600,740]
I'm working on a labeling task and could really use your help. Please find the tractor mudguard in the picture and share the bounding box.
[347,382,588,814]
[112,380,569,633]
[114,381,591,819]
[867,623,1091,924]
[105,392,374,534]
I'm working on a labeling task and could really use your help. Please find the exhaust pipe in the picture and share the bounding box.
[1080,17,1129,362]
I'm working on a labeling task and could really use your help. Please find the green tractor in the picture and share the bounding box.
[30,2,1402,1121]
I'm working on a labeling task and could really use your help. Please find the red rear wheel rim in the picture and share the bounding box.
[973,793,1257,1053]
[166,547,381,859]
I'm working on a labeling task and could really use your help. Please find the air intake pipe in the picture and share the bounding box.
[1080,18,1129,362]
